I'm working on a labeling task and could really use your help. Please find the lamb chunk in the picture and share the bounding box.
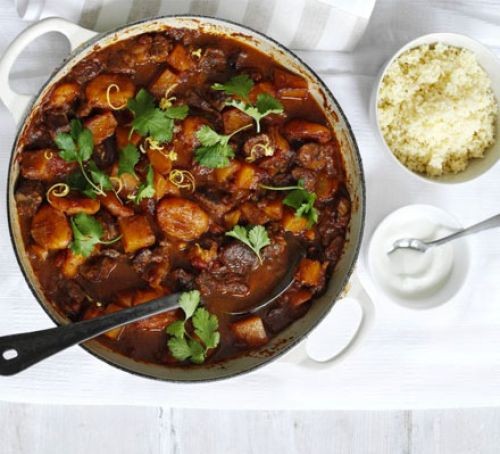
[79,255,119,282]
[196,271,250,298]
[15,180,43,218]
[283,119,332,143]
[220,242,258,274]
[199,48,227,74]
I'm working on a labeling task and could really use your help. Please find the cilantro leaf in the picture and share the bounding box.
[165,291,220,364]
[77,128,94,162]
[128,88,188,143]
[167,337,193,362]
[70,213,103,257]
[133,165,155,204]
[55,133,77,161]
[178,290,200,319]
[118,144,140,177]
[193,307,220,349]
[194,125,247,168]
[225,225,270,264]
[212,74,254,101]
[87,160,113,192]
[227,93,283,133]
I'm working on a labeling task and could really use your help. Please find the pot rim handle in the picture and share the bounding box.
[279,271,375,367]
[0,17,98,125]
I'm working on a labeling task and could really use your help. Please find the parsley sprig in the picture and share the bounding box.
[260,180,319,226]
[194,124,251,168]
[70,213,121,257]
[211,75,284,132]
[225,225,271,264]
[166,290,220,364]
[55,119,112,198]
[127,88,188,143]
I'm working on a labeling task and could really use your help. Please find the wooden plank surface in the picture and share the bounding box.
[3,402,500,453]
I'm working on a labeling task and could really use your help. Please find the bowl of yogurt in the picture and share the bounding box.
[367,205,471,309]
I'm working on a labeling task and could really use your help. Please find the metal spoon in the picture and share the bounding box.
[388,213,500,254]
[0,234,304,376]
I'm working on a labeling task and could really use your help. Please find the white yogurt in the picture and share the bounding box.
[369,208,456,300]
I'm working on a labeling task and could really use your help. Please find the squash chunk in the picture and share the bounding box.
[48,82,80,109]
[214,160,241,183]
[84,112,118,145]
[166,44,195,72]
[118,215,156,253]
[61,249,87,278]
[282,211,309,233]
[149,67,180,97]
[234,163,259,190]
[260,199,283,221]
[99,192,134,217]
[115,126,141,149]
[147,149,173,175]
[31,205,72,250]
[21,149,77,181]
[231,316,268,347]
[85,74,135,109]
[222,108,253,134]
[297,258,324,287]
[156,197,209,241]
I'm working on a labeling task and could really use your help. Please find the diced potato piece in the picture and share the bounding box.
[99,192,134,217]
[153,171,168,201]
[118,215,156,253]
[147,149,173,175]
[166,44,195,72]
[156,197,209,241]
[297,258,324,287]
[48,82,80,109]
[47,193,100,215]
[289,289,313,308]
[283,119,332,144]
[115,126,141,150]
[224,209,241,228]
[135,310,179,331]
[260,199,283,221]
[85,74,135,109]
[20,149,77,181]
[149,67,180,97]
[315,173,339,202]
[234,163,259,190]
[103,304,125,340]
[248,81,276,103]
[277,88,309,101]
[222,108,253,134]
[282,211,309,233]
[231,316,268,347]
[31,205,72,250]
[61,249,87,278]
[214,160,241,183]
[274,68,308,88]
[85,111,118,145]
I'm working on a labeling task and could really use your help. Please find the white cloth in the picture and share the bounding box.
[1,0,500,409]
[13,0,377,51]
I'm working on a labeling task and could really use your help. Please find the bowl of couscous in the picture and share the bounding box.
[371,33,500,184]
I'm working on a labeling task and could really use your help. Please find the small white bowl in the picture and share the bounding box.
[370,33,500,184]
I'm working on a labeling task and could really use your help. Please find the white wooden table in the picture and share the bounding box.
[2,0,500,451]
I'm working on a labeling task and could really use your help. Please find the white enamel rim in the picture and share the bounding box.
[370,32,500,185]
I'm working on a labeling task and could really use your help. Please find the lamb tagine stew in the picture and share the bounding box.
[14,28,351,366]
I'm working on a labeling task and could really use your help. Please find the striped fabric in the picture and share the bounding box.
[77,0,376,51]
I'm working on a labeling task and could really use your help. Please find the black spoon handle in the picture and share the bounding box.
[0,294,181,376]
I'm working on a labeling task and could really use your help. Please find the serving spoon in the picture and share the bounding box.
[0,234,305,376]
[387,213,500,254]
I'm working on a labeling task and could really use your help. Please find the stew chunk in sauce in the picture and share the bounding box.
[15,29,351,366]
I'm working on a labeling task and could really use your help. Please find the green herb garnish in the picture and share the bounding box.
[118,144,140,177]
[55,119,111,197]
[260,180,319,226]
[70,213,121,257]
[166,290,220,364]
[212,74,254,102]
[131,164,155,204]
[225,225,271,264]
[194,124,251,168]
[227,93,283,133]
[127,88,188,143]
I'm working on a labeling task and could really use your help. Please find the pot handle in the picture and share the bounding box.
[0,17,98,125]
[279,272,375,367]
